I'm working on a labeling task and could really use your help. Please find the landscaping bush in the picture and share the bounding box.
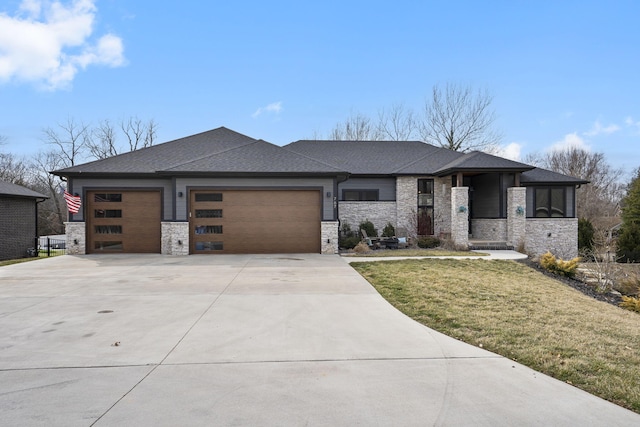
[616,275,640,297]
[353,242,371,254]
[417,236,440,249]
[339,235,361,250]
[539,251,580,278]
[578,218,595,253]
[620,296,640,313]
[382,222,395,238]
[359,220,377,238]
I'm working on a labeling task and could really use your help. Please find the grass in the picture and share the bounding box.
[352,258,640,413]
[0,257,40,267]
[0,249,65,267]
[342,248,488,257]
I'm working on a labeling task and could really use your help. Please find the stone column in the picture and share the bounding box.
[450,187,469,248]
[321,221,339,254]
[65,222,86,255]
[161,222,189,255]
[507,187,526,251]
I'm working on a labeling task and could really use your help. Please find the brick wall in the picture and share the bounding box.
[0,197,37,260]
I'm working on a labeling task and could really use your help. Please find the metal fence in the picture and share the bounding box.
[33,236,67,257]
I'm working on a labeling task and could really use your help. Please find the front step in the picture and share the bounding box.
[468,241,514,250]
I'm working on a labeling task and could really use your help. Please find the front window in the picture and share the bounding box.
[534,187,566,218]
[418,179,434,235]
[342,189,379,201]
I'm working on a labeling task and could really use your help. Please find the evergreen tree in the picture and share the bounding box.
[617,169,640,262]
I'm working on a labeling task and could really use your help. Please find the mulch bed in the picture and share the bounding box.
[517,258,623,307]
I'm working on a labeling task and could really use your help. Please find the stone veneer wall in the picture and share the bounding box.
[471,219,507,241]
[321,221,339,254]
[396,176,451,238]
[525,218,579,259]
[65,222,86,255]
[451,187,469,247]
[339,201,397,236]
[507,187,526,250]
[161,222,189,255]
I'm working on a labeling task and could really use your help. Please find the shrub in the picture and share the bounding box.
[382,222,395,238]
[339,235,361,250]
[616,275,640,297]
[417,236,440,249]
[359,220,377,238]
[620,296,640,313]
[617,222,640,263]
[539,251,580,278]
[578,218,595,252]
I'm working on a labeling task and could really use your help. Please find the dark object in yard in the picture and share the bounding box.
[380,238,399,250]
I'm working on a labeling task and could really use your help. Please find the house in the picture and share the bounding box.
[52,127,587,258]
[0,180,48,261]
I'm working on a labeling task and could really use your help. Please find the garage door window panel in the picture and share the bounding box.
[195,225,223,234]
[94,193,122,202]
[94,241,123,251]
[195,209,223,218]
[95,209,122,218]
[195,241,223,251]
[95,225,122,234]
[195,193,223,202]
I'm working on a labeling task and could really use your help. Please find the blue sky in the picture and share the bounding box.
[1,0,639,177]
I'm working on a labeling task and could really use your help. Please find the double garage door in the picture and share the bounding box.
[86,189,321,254]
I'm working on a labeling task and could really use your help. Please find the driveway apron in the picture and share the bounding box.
[0,254,638,426]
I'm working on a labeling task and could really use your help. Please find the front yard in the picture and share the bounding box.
[352,258,640,413]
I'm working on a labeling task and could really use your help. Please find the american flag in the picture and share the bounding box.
[64,191,82,214]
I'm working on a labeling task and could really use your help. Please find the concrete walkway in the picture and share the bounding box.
[0,254,637,426]
[342,249,529,263]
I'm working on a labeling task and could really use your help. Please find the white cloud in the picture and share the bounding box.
[549,132,591,152]
[625,116,640,132]
[583,120,620,137]
[489,142,522,161]
[0,0,125,90]
[252,101,283,118]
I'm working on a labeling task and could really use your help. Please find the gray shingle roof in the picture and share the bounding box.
[521,167,590,185]
[285,140,463,175]
[53,127,343,176]
[432,151,534,176]
[0,180,48,199]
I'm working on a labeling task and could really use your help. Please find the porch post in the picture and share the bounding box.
[507,187,526,251]
[451,187,469,249]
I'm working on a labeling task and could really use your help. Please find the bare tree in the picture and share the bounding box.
[529,146,624,223]
[88,119,119,160]
[121,117,157,151]
[30,150,67,235]
[329,111,383,141]
[419,83,503,152]
[377,103,418,140]
[0,152,29,185]
[42,118,90,167]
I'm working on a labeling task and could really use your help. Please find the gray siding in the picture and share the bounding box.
[0,196,37,260]
[471,174,499,218]
[176,177,335,221]
[68,178,173,221]
[338,177,396,201]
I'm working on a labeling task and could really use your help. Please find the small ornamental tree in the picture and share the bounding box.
[578,218,595,253]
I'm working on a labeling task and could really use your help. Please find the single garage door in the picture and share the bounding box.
[86,190,161,254]
[190,190,321,254]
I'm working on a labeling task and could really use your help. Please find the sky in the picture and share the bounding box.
[1,0,639,178]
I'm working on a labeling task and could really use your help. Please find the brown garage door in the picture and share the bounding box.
[190,190,321,254]
[86,190,161,254]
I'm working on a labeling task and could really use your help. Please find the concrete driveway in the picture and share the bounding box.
[0,254,638,426]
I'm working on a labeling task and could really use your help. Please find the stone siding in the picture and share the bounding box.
[525,218,579,259]
[451,187,469,247]
[321,221,339,254]
[161,222,189,255]
[507,187,526,249]
[339,201,397,236]
[471,219,507,241]
[395,177,416,235]
[65,222,86,255]
[433,177,451,236]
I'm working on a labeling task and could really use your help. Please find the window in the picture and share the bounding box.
[94,241,123,251]
[418,179,434,235]
[195,209,223,218]
[195,241,223,251]
[194,225,223,235]
[94,209,122,218]
[195,193,223,202]
[94,193,122,202]
[342,190,379,201]
[94,225,122,234]
[534,187,566,218]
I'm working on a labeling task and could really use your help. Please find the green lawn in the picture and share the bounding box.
[352,258,640,413]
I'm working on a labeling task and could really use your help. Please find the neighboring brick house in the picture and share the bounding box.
[52,127,587,258]
[0,181,48,261]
